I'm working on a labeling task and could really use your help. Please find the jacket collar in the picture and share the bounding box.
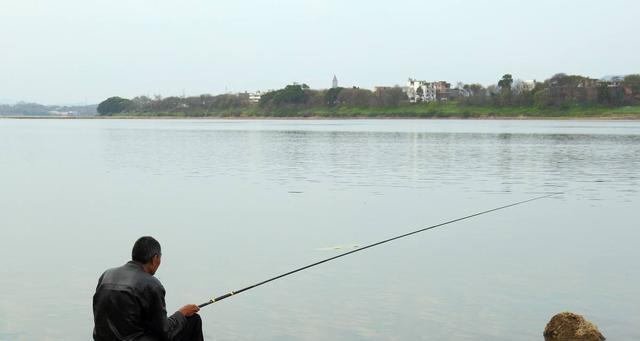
[126,260,145,271]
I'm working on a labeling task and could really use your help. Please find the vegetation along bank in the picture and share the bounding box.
[97,73,640,119]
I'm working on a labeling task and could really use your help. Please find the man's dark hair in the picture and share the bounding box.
[132,236,162,264]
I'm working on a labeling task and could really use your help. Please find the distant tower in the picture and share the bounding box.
[332,75,338,89]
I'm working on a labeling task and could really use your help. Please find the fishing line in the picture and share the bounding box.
[198,192,559,308]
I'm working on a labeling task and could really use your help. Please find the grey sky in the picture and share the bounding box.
[1,0,638,104]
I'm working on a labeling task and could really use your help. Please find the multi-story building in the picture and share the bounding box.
[406,79,453,102]
[406,78,436,102]
[433,81,451,101]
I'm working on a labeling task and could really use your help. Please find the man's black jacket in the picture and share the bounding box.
[93,261,186,341]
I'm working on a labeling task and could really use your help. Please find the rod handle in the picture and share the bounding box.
[198,291,236,308]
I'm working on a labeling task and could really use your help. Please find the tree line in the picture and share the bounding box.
[0,102,97,116]
[460,74,640,108]
[97,85,407,115]
[97,73,640,115]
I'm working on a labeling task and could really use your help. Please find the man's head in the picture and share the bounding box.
[132,236,162,275]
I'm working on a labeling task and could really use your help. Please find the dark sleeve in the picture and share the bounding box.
[92,272,105,312]
[95,272,104,290]
[147,282,187,341]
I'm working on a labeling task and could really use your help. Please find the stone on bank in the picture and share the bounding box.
[544,312,605,341]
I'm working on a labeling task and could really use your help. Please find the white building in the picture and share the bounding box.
[249,91,266,103]
[47,110,74,116]
[332,75,338,88]
[406,78,436,103]
[522,80,537,91]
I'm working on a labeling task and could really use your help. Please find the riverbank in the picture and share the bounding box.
[99,102,640,119]
[5,114,640,120]
[5,103,640,120]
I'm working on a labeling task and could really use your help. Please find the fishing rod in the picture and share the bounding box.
[198,192,559,308]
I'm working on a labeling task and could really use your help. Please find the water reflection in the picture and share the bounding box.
[101,127,640,202]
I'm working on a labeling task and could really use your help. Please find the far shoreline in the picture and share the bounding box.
[3,115,640,121]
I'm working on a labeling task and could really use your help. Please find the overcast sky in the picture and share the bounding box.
[1,0,638,104]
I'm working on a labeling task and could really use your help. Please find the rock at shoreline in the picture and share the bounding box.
[543,312,605,341]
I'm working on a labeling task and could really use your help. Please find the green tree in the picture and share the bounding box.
[533,88,551,107]
[463,83,484,96]
[460,83,487,105]
[498,74,513,90]
[597,83,611,104]
[97,97,132,115]
[498,74,514,105]
[374,87,406,107]
[624,74,640,92]
[324,87,342,106]
[416,86,424,102]
[337,88,374,107]
[623,74,640,103]
[259,84,309,108]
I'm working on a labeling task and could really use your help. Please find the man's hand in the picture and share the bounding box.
[178,304,200,317]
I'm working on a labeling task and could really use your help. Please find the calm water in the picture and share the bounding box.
[0,119,639,341]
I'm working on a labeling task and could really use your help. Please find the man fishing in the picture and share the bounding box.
[93,236,204,341]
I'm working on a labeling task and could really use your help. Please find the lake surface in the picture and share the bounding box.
[0,119,639,341]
